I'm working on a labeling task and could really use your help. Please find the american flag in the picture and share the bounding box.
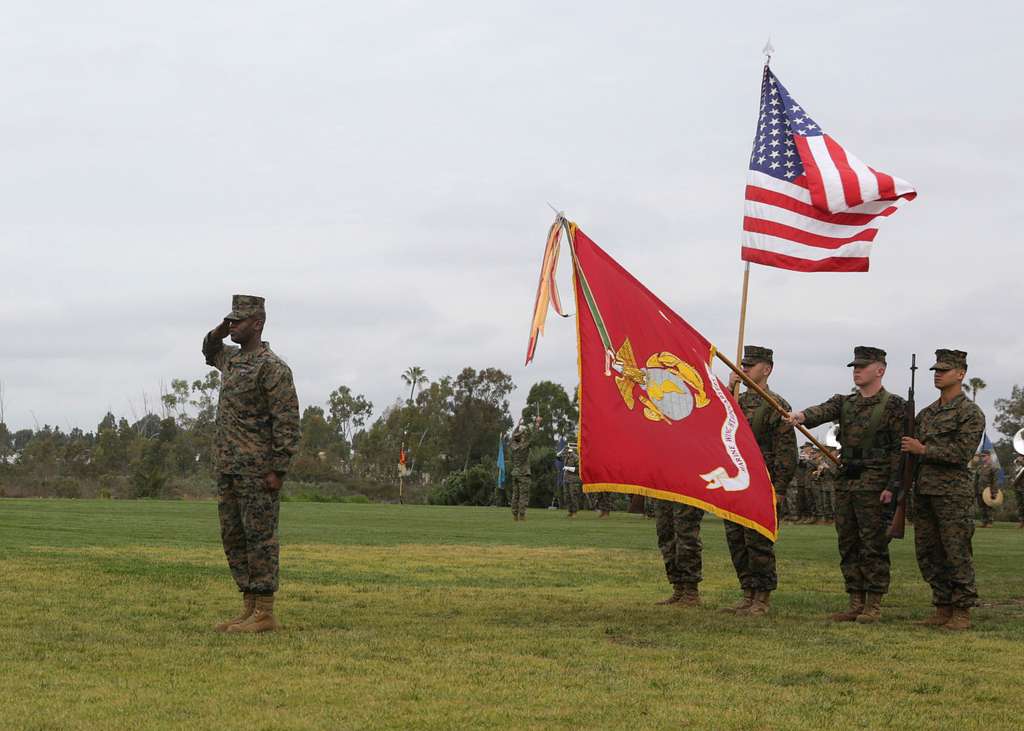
[742,66,916,272]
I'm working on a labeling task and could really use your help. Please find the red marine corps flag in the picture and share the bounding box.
[527,217,778,540]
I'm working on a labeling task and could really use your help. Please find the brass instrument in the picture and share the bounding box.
[825,423,841,450]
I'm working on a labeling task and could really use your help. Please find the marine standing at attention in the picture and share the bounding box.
[204,294,300,633]
[901,349,985,630]
[719,346,797,618]
[787,346,905,624]
[971,451,997,528]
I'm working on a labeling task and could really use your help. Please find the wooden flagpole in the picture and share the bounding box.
[733,262,751,397]
[730,42,778,396]
[715,348,841,467]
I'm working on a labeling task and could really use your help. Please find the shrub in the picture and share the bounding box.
[51,477,82,499]
[428,464,495,506]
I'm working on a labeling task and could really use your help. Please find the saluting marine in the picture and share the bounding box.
[204,294,300,633]
[509,415,539,522]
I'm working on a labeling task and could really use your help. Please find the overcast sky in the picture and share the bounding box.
[1,1,1020,443]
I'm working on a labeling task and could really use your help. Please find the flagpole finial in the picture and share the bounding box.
[546,201,565,219]
[762,38,774,65]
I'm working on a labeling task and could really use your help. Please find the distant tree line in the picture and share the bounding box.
[0,367,580,505]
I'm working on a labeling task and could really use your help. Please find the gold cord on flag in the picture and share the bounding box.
[525,215,574,365]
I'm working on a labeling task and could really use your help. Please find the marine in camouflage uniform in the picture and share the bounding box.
[720,346,797,617]
[793,346,905,624]
[204,294,300,633]
[592,489,614,517]
[791,447,814,523]
[971,452,997,527]
[1014,456,1024,528]
[653,498,705,606]
[788,448,817,523]
[811,448,838,524]
[509,419,534,521]
[562,443,583,517]
[782,458,803,522]
[903,349,986,630]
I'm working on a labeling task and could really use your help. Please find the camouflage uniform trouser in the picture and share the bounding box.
[644,497,657,518]
[510,473,530,518]
[724,520,777,592]
[814,486,835,520]
[783,489,800,519]
[654,500,704,587]
[914,492,978,608]
[1017,488,1024,522]
[794,484,814,519]
[591,491,614,512]
[834,490,891,595]
[975,488,992,524]
[218,474,281,595]
[564,478,582,514]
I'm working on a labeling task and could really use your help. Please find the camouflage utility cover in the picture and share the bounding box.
[930,348,968,371]
[846,346,887,367]
[914,394,985,496]
[226,294,266,321]
[203,333,300,476]
[741,345,774,366]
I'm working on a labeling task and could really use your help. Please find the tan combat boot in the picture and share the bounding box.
[598,510,610,518]
[214,593,255,632]
[855,592,883,623]
[655,584,687,605]
[228,594,280,633]
[677,584,701,608]
[829,592,865,622]
[719,589,754,614]
[942,607,971,631]
[740,591,771,617]
[915,605,953,627]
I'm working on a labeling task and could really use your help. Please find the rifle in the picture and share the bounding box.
[887,354,917,540]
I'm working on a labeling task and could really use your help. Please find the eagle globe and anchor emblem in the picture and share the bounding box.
[606,338,710,422]
[604,336,751,493]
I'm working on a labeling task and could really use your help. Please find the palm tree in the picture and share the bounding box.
[401,366,428,405]
[966,377,987,402]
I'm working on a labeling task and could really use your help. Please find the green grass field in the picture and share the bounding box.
[2,499,1022,730]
